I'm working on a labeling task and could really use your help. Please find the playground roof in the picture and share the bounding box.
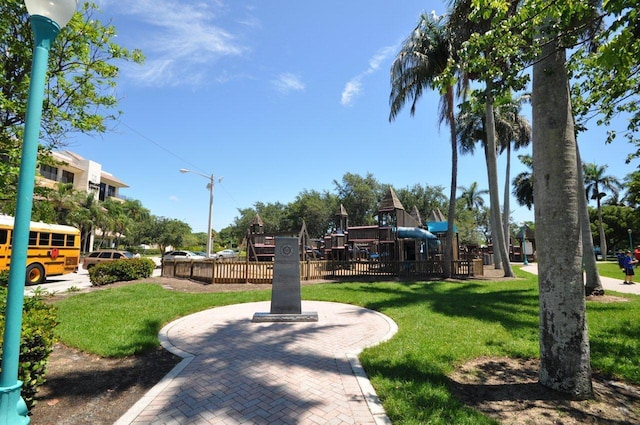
[379,188,405,212]
[427,221,458,234]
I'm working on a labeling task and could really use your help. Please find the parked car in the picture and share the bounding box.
[162,250,206,261]
[83,249,134,270]
[213,249,238,259]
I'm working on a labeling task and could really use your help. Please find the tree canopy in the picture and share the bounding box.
[0,1,143,206]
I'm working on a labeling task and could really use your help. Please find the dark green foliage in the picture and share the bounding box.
[0,269,9,286]
[88,258,155,286]
[0,287,59,410]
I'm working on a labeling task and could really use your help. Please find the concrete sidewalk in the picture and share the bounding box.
[521,263,640,295]
[115,301,397,425]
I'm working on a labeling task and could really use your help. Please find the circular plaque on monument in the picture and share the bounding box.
[281,244,293,257]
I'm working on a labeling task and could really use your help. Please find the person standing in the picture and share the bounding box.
[622,250,638,284]
[634,245,640,262]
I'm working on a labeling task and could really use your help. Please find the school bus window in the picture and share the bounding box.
[29,231,37,246]
[66,235,76,247]
[0,229,7,245]
[52,233,65,247]
[38,232,50,246]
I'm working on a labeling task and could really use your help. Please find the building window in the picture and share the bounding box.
[61,170,74,184]
[40,165,58,181]
[107,185,116,198]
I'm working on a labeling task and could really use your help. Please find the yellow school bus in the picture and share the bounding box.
[0,215,81,285]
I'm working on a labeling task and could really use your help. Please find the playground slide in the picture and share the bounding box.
[396,227,437,240]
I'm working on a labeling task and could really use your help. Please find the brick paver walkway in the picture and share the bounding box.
[114,301,397,425]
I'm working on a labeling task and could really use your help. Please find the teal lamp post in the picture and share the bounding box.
[0,1,77,424]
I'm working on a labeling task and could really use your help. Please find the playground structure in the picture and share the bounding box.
[245,187,462,270]
[164,188,483,283]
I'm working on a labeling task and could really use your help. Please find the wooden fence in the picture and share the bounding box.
[161,258,484,284]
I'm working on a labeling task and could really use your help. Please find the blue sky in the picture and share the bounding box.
[64,0,638,233]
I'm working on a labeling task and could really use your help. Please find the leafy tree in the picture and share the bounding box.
[530,2,594,400]
[624,171,640,208]
[389,12,459,277]
[286,190,338,239]
[462,0,601,398]
[147,217,192,254]
[395,183,448,222]
[571,0,640,161]
[332,173,382,226]
[0,1,143,205]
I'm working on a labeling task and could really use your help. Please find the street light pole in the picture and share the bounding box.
[179,169,223,258]
[629,229,633,252]
[0,1,77,424]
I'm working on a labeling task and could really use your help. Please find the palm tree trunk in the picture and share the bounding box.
[444,87,457,278]
[596,194,607,261]
[485,87,514,277]
[533,36,592,399]
[503,142,512,253]
[576,143,605,296]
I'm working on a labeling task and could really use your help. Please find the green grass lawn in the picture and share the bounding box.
[52,269,640,424]
[597,260,627,280]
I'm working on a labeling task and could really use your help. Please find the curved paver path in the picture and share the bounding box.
[115,301,397,425]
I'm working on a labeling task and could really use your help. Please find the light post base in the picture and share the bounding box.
[0,381,30,425]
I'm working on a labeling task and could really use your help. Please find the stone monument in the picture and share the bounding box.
[252,237,318,322]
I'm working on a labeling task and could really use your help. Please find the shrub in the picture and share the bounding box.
[0,269,8,286]
[88,258,155,286]
[0,287,58,410]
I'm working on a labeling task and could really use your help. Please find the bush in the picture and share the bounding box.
[0,269,8,286]
[0,287,58,410]
[88,258,155,286]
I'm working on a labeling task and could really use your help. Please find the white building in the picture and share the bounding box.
[37,150,129,202]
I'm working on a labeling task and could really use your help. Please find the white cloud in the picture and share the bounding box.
[169,195,179,202]
[107,0,251,87]
[272,73,305,94]
[340,78,362,107]
[340,45,396,107]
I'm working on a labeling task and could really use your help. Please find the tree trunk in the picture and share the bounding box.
[596,195,607,260]
[485,88,514,277]
[577,142,604,296]
[444,87,457,278]
[532,37,593,399]
[503,142,512,253]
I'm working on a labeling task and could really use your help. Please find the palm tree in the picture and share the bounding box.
[448,0,519,277]
[583,163,622,261]
[496,95,531,247]
[46,183,81,224]
[457,92,530,271]
[512,154,534,209]
[457,182,488,211]
[389,12,459,278]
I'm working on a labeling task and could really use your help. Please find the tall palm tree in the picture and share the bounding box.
[496,95,531,248]
[457,182,488,211]
[457,93,530,270]
[389,12,459,278]
[583,163,622,261]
